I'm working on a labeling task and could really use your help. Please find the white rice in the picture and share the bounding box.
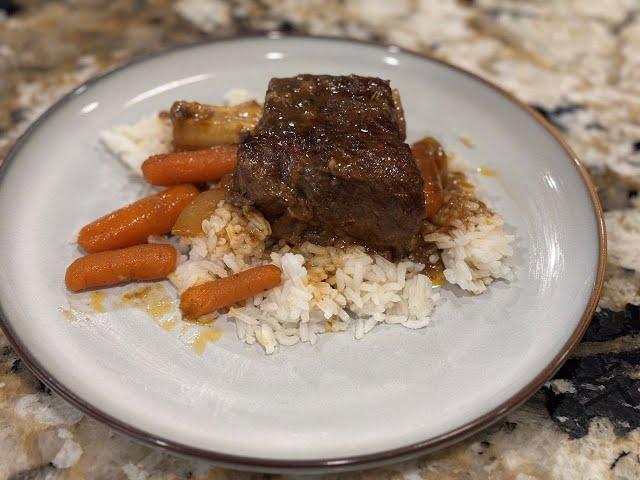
[424,213,514,294]
[100,95,514,353]
[167,197,509,353]
[99,114,171,175]
[423,153,514,294]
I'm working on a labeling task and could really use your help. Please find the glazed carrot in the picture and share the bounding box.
[411,138,445,218]
[180,265,282,319]
[78,184,199,253]
[141,145,238,186]
[65,244,177,292]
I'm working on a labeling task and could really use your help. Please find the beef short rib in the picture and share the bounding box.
[231,74,425,254]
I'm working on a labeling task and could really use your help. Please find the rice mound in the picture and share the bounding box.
[424,213,514,294]
[100,102,514,354]
[168,201,439,353]
[422,155,514,295]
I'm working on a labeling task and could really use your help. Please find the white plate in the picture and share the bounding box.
[0,35,604,472]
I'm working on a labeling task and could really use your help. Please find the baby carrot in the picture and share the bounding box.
[78,184,199,253]
[141,145,238,186]
[411,138,445,218]
[65,244,177,292]
[180,265,282,319]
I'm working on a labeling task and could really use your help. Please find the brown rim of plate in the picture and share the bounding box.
[0,33,606,473]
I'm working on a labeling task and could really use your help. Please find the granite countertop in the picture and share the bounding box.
[1,0,640,478]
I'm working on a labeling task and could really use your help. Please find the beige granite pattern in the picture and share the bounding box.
[1,1,640,478]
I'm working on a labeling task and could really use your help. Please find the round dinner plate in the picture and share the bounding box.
[0,35,604,472]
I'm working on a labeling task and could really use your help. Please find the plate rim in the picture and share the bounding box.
[0,32,606,473]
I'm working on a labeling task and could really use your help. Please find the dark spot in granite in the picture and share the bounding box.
[530,103,585,133]
[502,421,517,432]
[632,141,640,152]
[278,20,295,33]
[9,357,22,374]
[582,304,640,342]
[484,8,503,17]
[21,65,54,74]
[10,108,27,124]
[613,11,637,35]
[545,349,640,438]
[586,121,606,131]
[127,0,150,15]
[611,451,629,469]
[630,190,638,199]
[7,463,56,480]
[232,10,247,22]
[552,104,584,116]
[531,105,566,132]
[477,440,491,454]
[0,0,21,16]
[148,16,164,26]
[484,7,536,19]
[37,380,53,396]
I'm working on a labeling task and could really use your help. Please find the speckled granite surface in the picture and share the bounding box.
[1,1,640,478]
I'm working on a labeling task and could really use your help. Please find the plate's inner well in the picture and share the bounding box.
[0,37,601,463]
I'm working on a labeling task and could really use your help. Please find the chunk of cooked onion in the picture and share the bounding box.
[172,188,228,237]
